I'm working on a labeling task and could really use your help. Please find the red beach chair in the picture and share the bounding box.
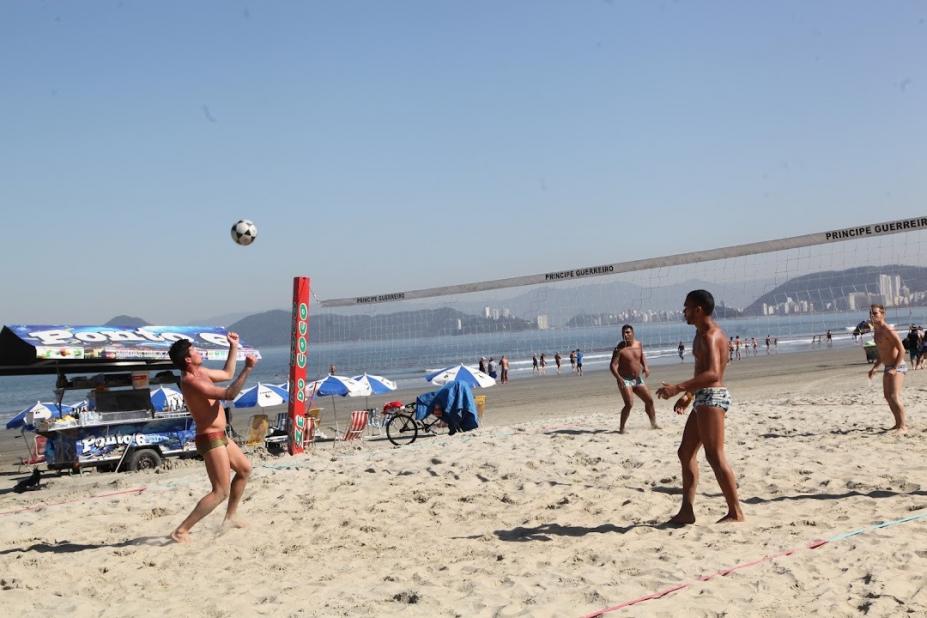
[339,410,369,443]
[19,434,47,470]
[301,414,319,450]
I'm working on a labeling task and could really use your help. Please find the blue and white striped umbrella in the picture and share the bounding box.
[233,382,289,408]
[6,401,73,430]
[150,386,184,411]
[306,375,371,398]
[425,364,496,388]
[305,375,371,436]
[351,373,398,395]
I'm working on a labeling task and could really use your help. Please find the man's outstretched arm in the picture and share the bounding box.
[205,332,241,382]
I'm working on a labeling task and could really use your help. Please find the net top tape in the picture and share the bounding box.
[319,215,927,308]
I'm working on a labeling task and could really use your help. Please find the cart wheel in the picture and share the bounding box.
[126,448,162,471]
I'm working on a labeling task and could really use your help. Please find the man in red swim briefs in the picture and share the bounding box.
[169,333,256,543]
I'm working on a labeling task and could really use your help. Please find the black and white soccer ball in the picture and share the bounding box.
[230,219,257,246]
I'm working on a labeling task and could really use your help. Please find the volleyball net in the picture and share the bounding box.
[307,216,927,386]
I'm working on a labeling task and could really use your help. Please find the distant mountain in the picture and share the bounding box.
[189,310,255,327]
[104,315,149,327]
[743,265,927,315]
[229,307,537,346]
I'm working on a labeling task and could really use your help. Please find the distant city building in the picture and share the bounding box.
[848,292,880,311]
[536,314,550,330]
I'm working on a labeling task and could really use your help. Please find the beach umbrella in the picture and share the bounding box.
[233,382,289,408]
[6,401,73,430]
[426,364,496,388]
[305,375,371,436]
[351,373,398,395]
[150,386,184,411]
[307,375,371,398]
[68,399,89,412]
[351,373,398,414]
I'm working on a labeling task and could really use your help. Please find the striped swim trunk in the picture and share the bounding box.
[693,387,732,413]
[195,431,228,456]
[621,375,644,388]
[884,362,908,375]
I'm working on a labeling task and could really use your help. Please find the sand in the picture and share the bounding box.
[2,347,926,617]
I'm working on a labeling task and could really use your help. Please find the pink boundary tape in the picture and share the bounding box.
[580,538,830,617]
[0,487,147,516]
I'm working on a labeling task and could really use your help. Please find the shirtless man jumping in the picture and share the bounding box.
[169,333,256,543]
[867,304,909,433]
[657,290,744,525]
[609,324,659,432]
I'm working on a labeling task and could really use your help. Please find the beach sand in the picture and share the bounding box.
[2,347,926,616]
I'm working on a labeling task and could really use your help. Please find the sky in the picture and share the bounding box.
[1,1,925,325]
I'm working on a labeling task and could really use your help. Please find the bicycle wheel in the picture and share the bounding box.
[386,412,419,446]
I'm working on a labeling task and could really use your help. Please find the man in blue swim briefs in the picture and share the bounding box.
[867,303,909,433]
[609,324,659,433]
[657,290,745,525]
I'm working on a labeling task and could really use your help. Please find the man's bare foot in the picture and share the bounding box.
[892,425,909,434]
[650,423,662,430]
[667,506,696,526]
[170,529,191,543]
[716,511,746,523]
[618,428,626,434]
[221,516,247,529]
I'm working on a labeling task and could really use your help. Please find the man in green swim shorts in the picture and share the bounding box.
[609,324,659,433]
[657,290,745,525]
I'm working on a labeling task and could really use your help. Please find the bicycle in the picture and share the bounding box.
[385,403,450,446]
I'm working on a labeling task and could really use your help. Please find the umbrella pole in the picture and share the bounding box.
[331,395,339,440]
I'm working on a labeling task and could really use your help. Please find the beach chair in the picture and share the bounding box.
[264,412,289,451]
[19,434,47,471]
[338,410,369,443]
[301,414,319,450]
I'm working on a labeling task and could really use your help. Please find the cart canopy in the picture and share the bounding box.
[0,325,260,376]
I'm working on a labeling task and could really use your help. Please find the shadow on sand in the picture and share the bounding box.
[543,429,620,436]
[454,521,673,542]
[0,536,171,555]
[650,484,927,504]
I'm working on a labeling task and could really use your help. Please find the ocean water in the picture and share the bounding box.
[2,308,924,424]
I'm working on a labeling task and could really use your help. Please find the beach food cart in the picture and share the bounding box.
[0,324,260,472]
